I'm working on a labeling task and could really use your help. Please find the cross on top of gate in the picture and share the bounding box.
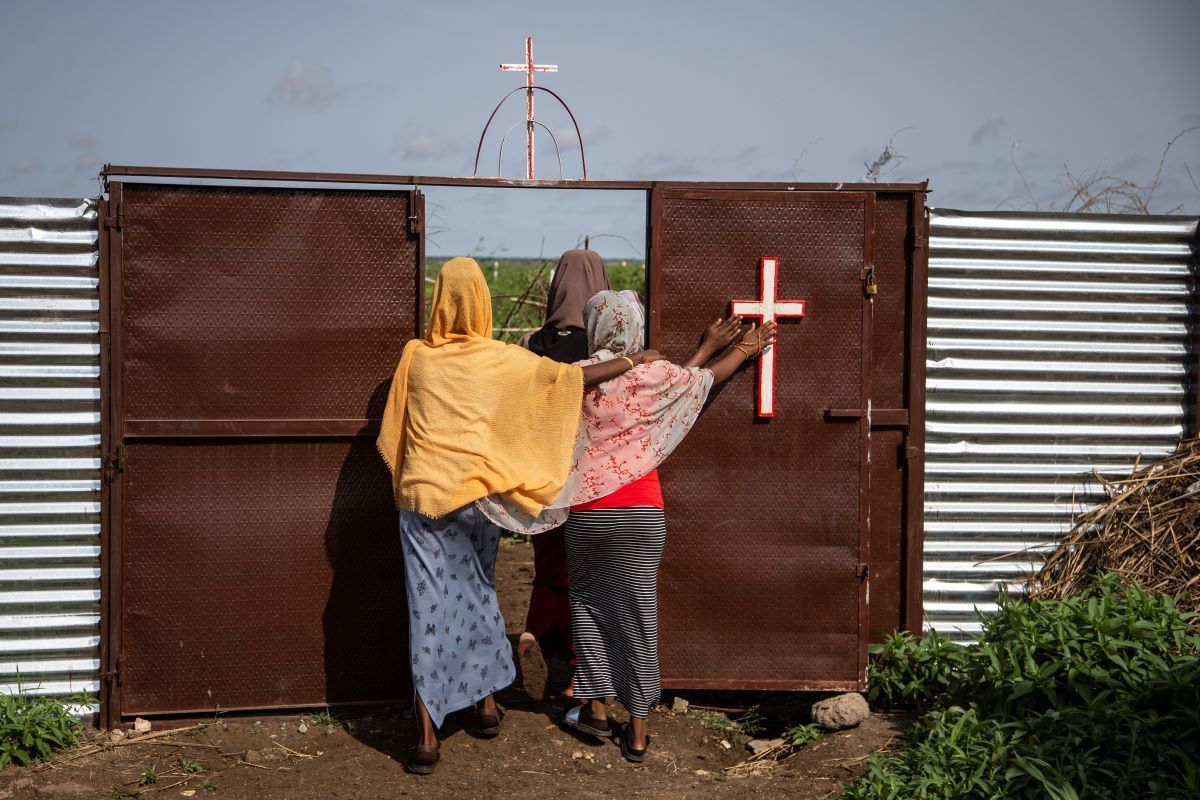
[501,37,557,181]
[473,37,588,180]
[731,257,806,418]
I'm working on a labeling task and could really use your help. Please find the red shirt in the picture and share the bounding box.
[571,469,664,511]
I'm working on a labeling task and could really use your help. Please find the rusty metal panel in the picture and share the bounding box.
[867,194,919,638]
[924,209,1198,640]
[651,188,871,690]
[120,440,404,714]
[108,184,421,716]
[119,185,418,426]
[0,197,100,699]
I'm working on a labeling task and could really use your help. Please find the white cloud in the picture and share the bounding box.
[394,126,458,161]
[266,58,344,112]
[555,124,610,153]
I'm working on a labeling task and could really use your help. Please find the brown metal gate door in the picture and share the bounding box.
[650,188,873,690]
[102,183,423,719]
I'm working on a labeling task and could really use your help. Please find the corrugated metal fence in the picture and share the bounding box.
[923,208,1198,639]
[0,198,100,696]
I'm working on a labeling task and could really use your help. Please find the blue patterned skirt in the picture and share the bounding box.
[400,504,514,729]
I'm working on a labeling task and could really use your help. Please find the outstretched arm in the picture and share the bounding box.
[683,316,744,368]
[580,349,664,386]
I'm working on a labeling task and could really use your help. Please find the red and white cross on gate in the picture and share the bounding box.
[500,37,558,180]
[731,257,807,418]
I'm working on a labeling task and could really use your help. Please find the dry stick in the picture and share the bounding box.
[111,726,204,747]
[121,740,221,750]
[271,741,315,759]
[237,759,290,772]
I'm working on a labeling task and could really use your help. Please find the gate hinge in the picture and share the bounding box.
[905,445,922,461]
[856,563,869,580]
[102,446,124,482]
[912,233,927,250]
[103,202,123,230]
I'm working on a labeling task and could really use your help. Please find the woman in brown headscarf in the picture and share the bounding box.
[516,250,612,691]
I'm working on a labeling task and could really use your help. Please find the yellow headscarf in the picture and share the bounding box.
[376,257,584,518]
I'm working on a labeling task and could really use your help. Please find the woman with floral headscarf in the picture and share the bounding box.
[377,258,660,775]
[478,289,775,762]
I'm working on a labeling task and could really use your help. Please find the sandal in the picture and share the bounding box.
[407,742,440,775]
[614,722,651,763]
[477,703,503,737]
[562,704,613,739]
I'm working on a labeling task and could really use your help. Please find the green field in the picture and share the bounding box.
[426,257,647,343]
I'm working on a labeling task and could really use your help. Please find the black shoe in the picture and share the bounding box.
[614,722,650,763]
[562,705,613,739]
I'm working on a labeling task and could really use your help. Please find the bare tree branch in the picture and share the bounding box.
[863,128,913,183]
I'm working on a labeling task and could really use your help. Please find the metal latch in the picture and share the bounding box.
[102,446,124,482]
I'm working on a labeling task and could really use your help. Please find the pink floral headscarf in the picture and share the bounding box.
[477,290,714,533]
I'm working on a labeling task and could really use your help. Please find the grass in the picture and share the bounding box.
[689,706,766,738]
[425,257,647,343]
[198,778,218,791]
[137,766,158,786]
[309,709,341,730]
[178,755,206,774]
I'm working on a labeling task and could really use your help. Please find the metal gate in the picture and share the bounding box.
[101,183,424,722]
[649,187,926,690]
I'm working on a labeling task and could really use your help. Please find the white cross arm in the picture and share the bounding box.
[500,64,558,71]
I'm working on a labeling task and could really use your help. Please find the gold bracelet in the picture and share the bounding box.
[621,356,636,370]
[734,342,755,359]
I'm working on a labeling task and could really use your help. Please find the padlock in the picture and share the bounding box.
[864,272,879,297]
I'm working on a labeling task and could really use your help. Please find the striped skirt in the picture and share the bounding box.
[565,507,666,719]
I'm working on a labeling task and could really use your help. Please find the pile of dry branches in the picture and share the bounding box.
[1030,437,1200,612]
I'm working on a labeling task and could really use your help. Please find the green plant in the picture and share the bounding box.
[844,576,1200,799]
[0,685,93,767]
[730,705,765,738]
[198,778,218,791]
[867,628,966,711]
[178,755,206,774]
[784,722,825,748]
[138,766,158,786]
[954,576,1198,719]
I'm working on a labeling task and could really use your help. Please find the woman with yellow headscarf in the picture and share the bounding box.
[377,257,656,775]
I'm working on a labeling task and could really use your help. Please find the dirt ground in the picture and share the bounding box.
[0,541,910,800]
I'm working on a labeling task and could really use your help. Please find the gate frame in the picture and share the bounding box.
[98,165,928,726]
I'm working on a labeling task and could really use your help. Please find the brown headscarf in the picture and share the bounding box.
[544,249,611,330]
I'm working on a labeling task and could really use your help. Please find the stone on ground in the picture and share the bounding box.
[746,737,785,755]
[670,695,689,714]
[810,692,869,731]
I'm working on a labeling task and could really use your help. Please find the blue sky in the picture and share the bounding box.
[2,0,1198,256]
